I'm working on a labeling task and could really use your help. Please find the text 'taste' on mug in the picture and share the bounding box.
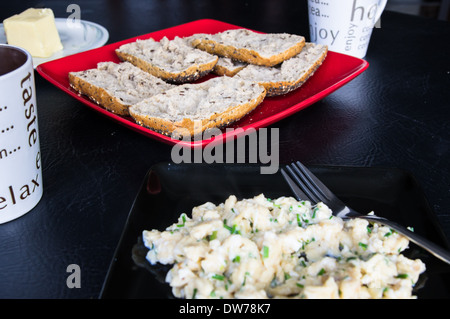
[0,44,43,224]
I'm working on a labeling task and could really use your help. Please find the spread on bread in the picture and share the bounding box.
[190,29,306,67]
[129,76,266,137]
[235,43,328,96]
[142,194,426,299]
[68,29,328,136]
[116,36,219,84]
[69,62,174,116]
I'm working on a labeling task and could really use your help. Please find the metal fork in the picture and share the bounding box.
[281,161,450,265]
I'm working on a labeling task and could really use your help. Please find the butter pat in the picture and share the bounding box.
[3,8,63,58]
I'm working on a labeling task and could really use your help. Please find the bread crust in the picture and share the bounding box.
[192,38,305,67]
[213,63,246,77]
[259,47,328,96]
[115,49,218,84]
[233,44,328,97]
[214,64,243,77]
[129,88,266,138]
[69,72,130,115]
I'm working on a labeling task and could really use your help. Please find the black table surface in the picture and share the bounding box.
[0,0,449,299]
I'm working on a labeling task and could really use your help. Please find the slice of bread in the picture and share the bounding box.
[116,36,219,83]
[213,57,247,77]
[190,29,305,67]
[234,43,328,96]
[69,62,174,115]
[129,76,266,137]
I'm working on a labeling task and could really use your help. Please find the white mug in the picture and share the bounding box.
[0,44,43,224]
[307,0,388,58]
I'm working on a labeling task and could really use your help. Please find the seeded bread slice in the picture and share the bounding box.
[213,57,247,77]
[190,29,305,67]
[235,43,328,96]
[115,36,219,84]
[69,62,174,116]
[129,76,266,137]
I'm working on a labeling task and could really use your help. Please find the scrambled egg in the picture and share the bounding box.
[142,194,426,299]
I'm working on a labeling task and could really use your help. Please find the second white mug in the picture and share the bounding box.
[307,0,388,58]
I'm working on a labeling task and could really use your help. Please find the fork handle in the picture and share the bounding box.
[357,214,450,265]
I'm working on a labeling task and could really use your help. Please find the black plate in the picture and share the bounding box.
[100,162,450,299]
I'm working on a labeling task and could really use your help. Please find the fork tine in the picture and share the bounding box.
[286,164,322,204]
[292,161,336,203]
[280,168,310,202]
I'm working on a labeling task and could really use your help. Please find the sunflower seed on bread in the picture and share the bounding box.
[115,36,219,84]
[68,62,174,115]
[190,29,305,67]
[129,76,266,137]
[234,43,328,96]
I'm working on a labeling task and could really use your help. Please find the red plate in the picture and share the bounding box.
[36,19,369,148]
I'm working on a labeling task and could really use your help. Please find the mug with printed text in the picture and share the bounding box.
[0,44,43,224]
[308,0,388,58]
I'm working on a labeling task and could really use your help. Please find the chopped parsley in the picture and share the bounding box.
[207,231,217,241]
[312,207,318,219]
[176,213,187,227]
[223,219,240,234]
[212,274,225,281]
[242,272,250,286]
[358,242,368,251]
[296,214,302,227]
[263,245,269,258]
